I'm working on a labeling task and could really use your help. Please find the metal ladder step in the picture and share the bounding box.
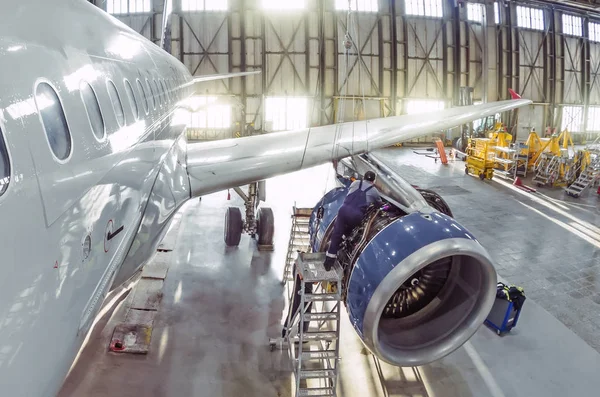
[301,350,338,360]
[299,369,337,379]
[304,312,339,321]
[289,242,308,251]
[304,293,340,302]
[298,388,336,396]
[296,331,338,341]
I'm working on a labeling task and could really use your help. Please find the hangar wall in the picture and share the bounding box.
[92,0,600,143]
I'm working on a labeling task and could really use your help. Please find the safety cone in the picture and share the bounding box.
[227,190,231,200]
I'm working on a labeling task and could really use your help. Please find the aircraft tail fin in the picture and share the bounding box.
[508,89,522,100]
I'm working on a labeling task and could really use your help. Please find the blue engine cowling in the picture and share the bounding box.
[309,186,497,367]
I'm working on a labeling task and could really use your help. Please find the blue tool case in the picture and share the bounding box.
[484,283,525,335]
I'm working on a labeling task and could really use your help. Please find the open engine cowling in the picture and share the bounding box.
[309,185,497,367]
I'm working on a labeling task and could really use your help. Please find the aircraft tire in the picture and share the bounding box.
[257,207,275,246]
[225,207,243,246]
[416,188,453,217]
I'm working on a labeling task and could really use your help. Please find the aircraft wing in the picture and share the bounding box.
[186,98,531,197]
[184,71,261,86]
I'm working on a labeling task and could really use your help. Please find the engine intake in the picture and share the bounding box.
[309,186,497,367]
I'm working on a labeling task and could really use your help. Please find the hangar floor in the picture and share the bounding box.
[58,148,600,397]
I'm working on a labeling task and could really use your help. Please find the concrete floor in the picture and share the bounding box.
[58,148,600,397]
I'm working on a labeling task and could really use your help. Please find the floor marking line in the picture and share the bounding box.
[464,341,506,397]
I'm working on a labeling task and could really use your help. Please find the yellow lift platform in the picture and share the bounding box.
[465,137,496,180]
[465,122,513,180]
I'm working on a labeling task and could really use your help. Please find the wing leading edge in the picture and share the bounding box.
[186,98,531,197]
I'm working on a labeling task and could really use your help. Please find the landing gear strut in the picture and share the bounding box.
[223,181,275,250]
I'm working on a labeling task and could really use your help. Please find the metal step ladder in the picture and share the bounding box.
[282,207,313,283]
[532,154,560,186]
[493,142,529,179]
[565,155,600,197]
[271,252,343,397]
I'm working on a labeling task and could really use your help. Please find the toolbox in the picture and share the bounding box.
[485,297,523,336]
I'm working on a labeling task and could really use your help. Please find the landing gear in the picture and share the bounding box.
[257,207,275,247]
[224,181,274,250]
[224,207,243,246]
[416,188,453,217]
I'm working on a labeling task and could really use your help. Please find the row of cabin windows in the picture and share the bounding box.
[0,73,188,197]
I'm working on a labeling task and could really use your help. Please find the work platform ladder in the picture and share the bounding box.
[532,153,561,186]
[283,207,313,283]
[565,153,600,197]
[271,252,343,397]
[493,143,529,180]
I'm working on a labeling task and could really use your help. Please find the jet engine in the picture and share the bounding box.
[308,164,497,367]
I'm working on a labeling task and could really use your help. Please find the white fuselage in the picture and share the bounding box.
[0,1,194,395]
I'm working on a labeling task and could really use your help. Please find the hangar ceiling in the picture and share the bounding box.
[95,0,600,142]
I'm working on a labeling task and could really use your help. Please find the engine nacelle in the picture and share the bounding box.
[309,185,497,367]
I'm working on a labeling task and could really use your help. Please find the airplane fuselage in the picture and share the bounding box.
[0,1,194,395]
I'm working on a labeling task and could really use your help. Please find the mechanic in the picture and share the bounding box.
[323,170,382,271]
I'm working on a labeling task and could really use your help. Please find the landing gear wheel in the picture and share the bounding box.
[465,166,469,175]
[257,207,275,246]
[224,207,243,246]
[416,188,454,217]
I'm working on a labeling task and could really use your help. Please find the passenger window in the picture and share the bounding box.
[147,79,156,109]
[161,80,170,103]
[36,82,72,161]
[153,79,162,106]
[0,128,10,196]
[137,79,149,114]
[80,82,105,140]
[107,80,125,126]
[124,79,139,120]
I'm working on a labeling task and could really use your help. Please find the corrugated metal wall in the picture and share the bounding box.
[100,0,600,141]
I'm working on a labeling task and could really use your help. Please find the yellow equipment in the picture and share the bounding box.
[526,129,574,171]
[487,122,513,145]
[465,138,496,180]
[531,130,581,187]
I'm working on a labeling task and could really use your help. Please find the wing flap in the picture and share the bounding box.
[186,99,531,197]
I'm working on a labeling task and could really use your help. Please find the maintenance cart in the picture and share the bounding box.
[466,138,496,180]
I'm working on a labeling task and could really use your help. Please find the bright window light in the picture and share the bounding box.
[405,99,445,115]
[262,0,305,10]
[516,5,544,31]
[265,97,308,132]
[107,0,151,14]
[590,22,600,42]
[562,106,583,132]
[335,0,378,12]
[494,2,500,24]
[563,14,583,37]
[587,107,600,131]
[181,0,228,11]
[173,96,231,129]
[467,3,484,24]
[405,0,443,18]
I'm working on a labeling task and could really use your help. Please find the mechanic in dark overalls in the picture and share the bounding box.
[324,171,382,271]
